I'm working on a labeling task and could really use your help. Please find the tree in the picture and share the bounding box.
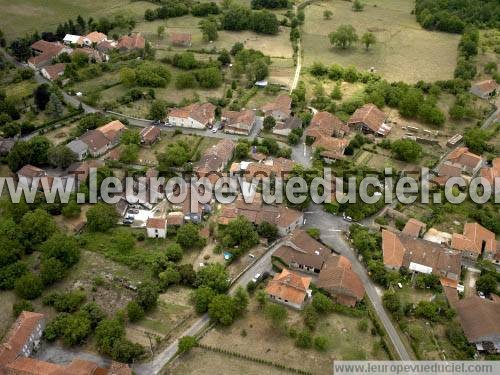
[159,267,181,288]
[329,25,358,49]
[48,145,77,169]
[137,281,158,311]
[200,19,218,41]
[149,100,167,120]
[34,84,51,111]
[177,223,205,249]
[165,243,184,262]
[46,93,63,119]
[178,264,197,286]
[218,49,231,65]
[330,83,342,100]
[361,32,376,50]
[121,129,141,145]
[14,273,43,300]
[119,144,139,164]
[221,216,259,252]
[95,319,125,355]
[43,291,86,312]
[86,203,119,232]
[13,300,34,317]
[382,292,401,315]
[391,139,422,162]
[40,258,67,285]
[195,263,230,293]
[120,68,136,87]
[263,116,276,130]
[256,289,267,309]
[303,304,319,330]
[323,10,333,20]
[311,292,333,314]
[463,127,490,154]
[314,335,328,351]
[257,221,279,241]
[193,286,216,314]
[41,233,80,267]
[196,67,223,88]
[175,72,197,89]
[81,302,106,328]
[476,273,497,295]
[233,286,249,316]
[234,142,250,160]
[208,294,236,325]
[157,25,165,42]
[352,0,365,12]
[112,338,145,362]
[306,227,321,240]
[20,209,57,251]
[127,301,145,322]
[295,329,313,348]
[178,336,198,354]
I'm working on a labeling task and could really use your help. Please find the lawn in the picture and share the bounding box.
[0,0,149,41]
[200,298,388,374]
[301,0,460,83]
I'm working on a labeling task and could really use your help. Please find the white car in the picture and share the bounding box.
[211,128,218,133]
[251,273,261,283]
[248,254,255,259]
[343,213,353,222]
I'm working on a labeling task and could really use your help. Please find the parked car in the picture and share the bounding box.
[211,127,218,133]
[152,119,161,125]
[123,218,134,225]
[342,213,353,222]
[128,209,139,215]
[248,253,255,259]
[251,273,261,283]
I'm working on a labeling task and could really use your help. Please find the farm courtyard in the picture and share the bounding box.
[302,0,460,83]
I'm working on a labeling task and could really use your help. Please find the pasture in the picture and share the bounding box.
[301,0,460,83]
[0,0,149,41]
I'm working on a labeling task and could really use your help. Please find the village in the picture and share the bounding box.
[0,0,499,374]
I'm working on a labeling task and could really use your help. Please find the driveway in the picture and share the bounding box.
[303,204,411,360]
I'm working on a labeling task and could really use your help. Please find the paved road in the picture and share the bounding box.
[480,99,499,130]
[133,241,282,375]
[290,5,302,93]
[303,204,411,360]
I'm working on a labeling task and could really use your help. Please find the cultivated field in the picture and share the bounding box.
[302,0,460,83]
[0,0,150,41]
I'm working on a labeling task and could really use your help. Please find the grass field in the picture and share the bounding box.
[0,0,150,41]
[302,0,460,83]
[200,298,388,374]
[169,347,291,375]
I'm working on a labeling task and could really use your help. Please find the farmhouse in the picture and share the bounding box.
[168,103,216,129]
[170,33,192,47]
[311,136,349,163]
[117,34,146,51]
[347,104,391,137]
[146,217,167,238]
[273,116,302,137]
[265,268,312,310]
[97,120,126,146]
[195,139,235,176]
[28,40,71,69]
[273,229,330,274]
[41,63,66,81]
[381,229,461,288]
[17,164,47,188]
[66,139,89,161]
[455,296,500,353]
[221,109,256,135]
[262,95,292,122]
[63,34,83,45]
[140,125,161,145]
[83,31,108,46]
[458,222,497,261]
[402,218,426,238]
[480,157,500,186]
[0,311,132,374]
[317,255,365,307]
[470,79,498,100]
[79,130,112,157]
[445,147,483,176]
[306,111,349,139]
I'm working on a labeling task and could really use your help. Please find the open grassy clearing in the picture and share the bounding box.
[169,347,291,375]
[302,0,459,83]
[135,16,294,59]
[0,0,149,41]
[200,298,388,374]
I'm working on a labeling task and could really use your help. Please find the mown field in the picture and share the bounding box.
[0,0,150,41]
[302,0,460,83]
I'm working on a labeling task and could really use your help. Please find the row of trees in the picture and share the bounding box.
[221,6,280,35]
[415,0,499,33]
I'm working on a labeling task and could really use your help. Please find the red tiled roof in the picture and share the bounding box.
[318,255,365,303]
[118,34,145,50]
[306,111,349,138]
[146,217,166,229]
[140,126,161,143]
[262,95,292,117]
[17,164,46,178]
[402,218,426,237]
[265,268,311,305]
[463,222,496,254]
[445,147,482,170]
[348,104,389,135]
[42,63,66,80]
[471,79,498,95]
[455,296,500,343]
